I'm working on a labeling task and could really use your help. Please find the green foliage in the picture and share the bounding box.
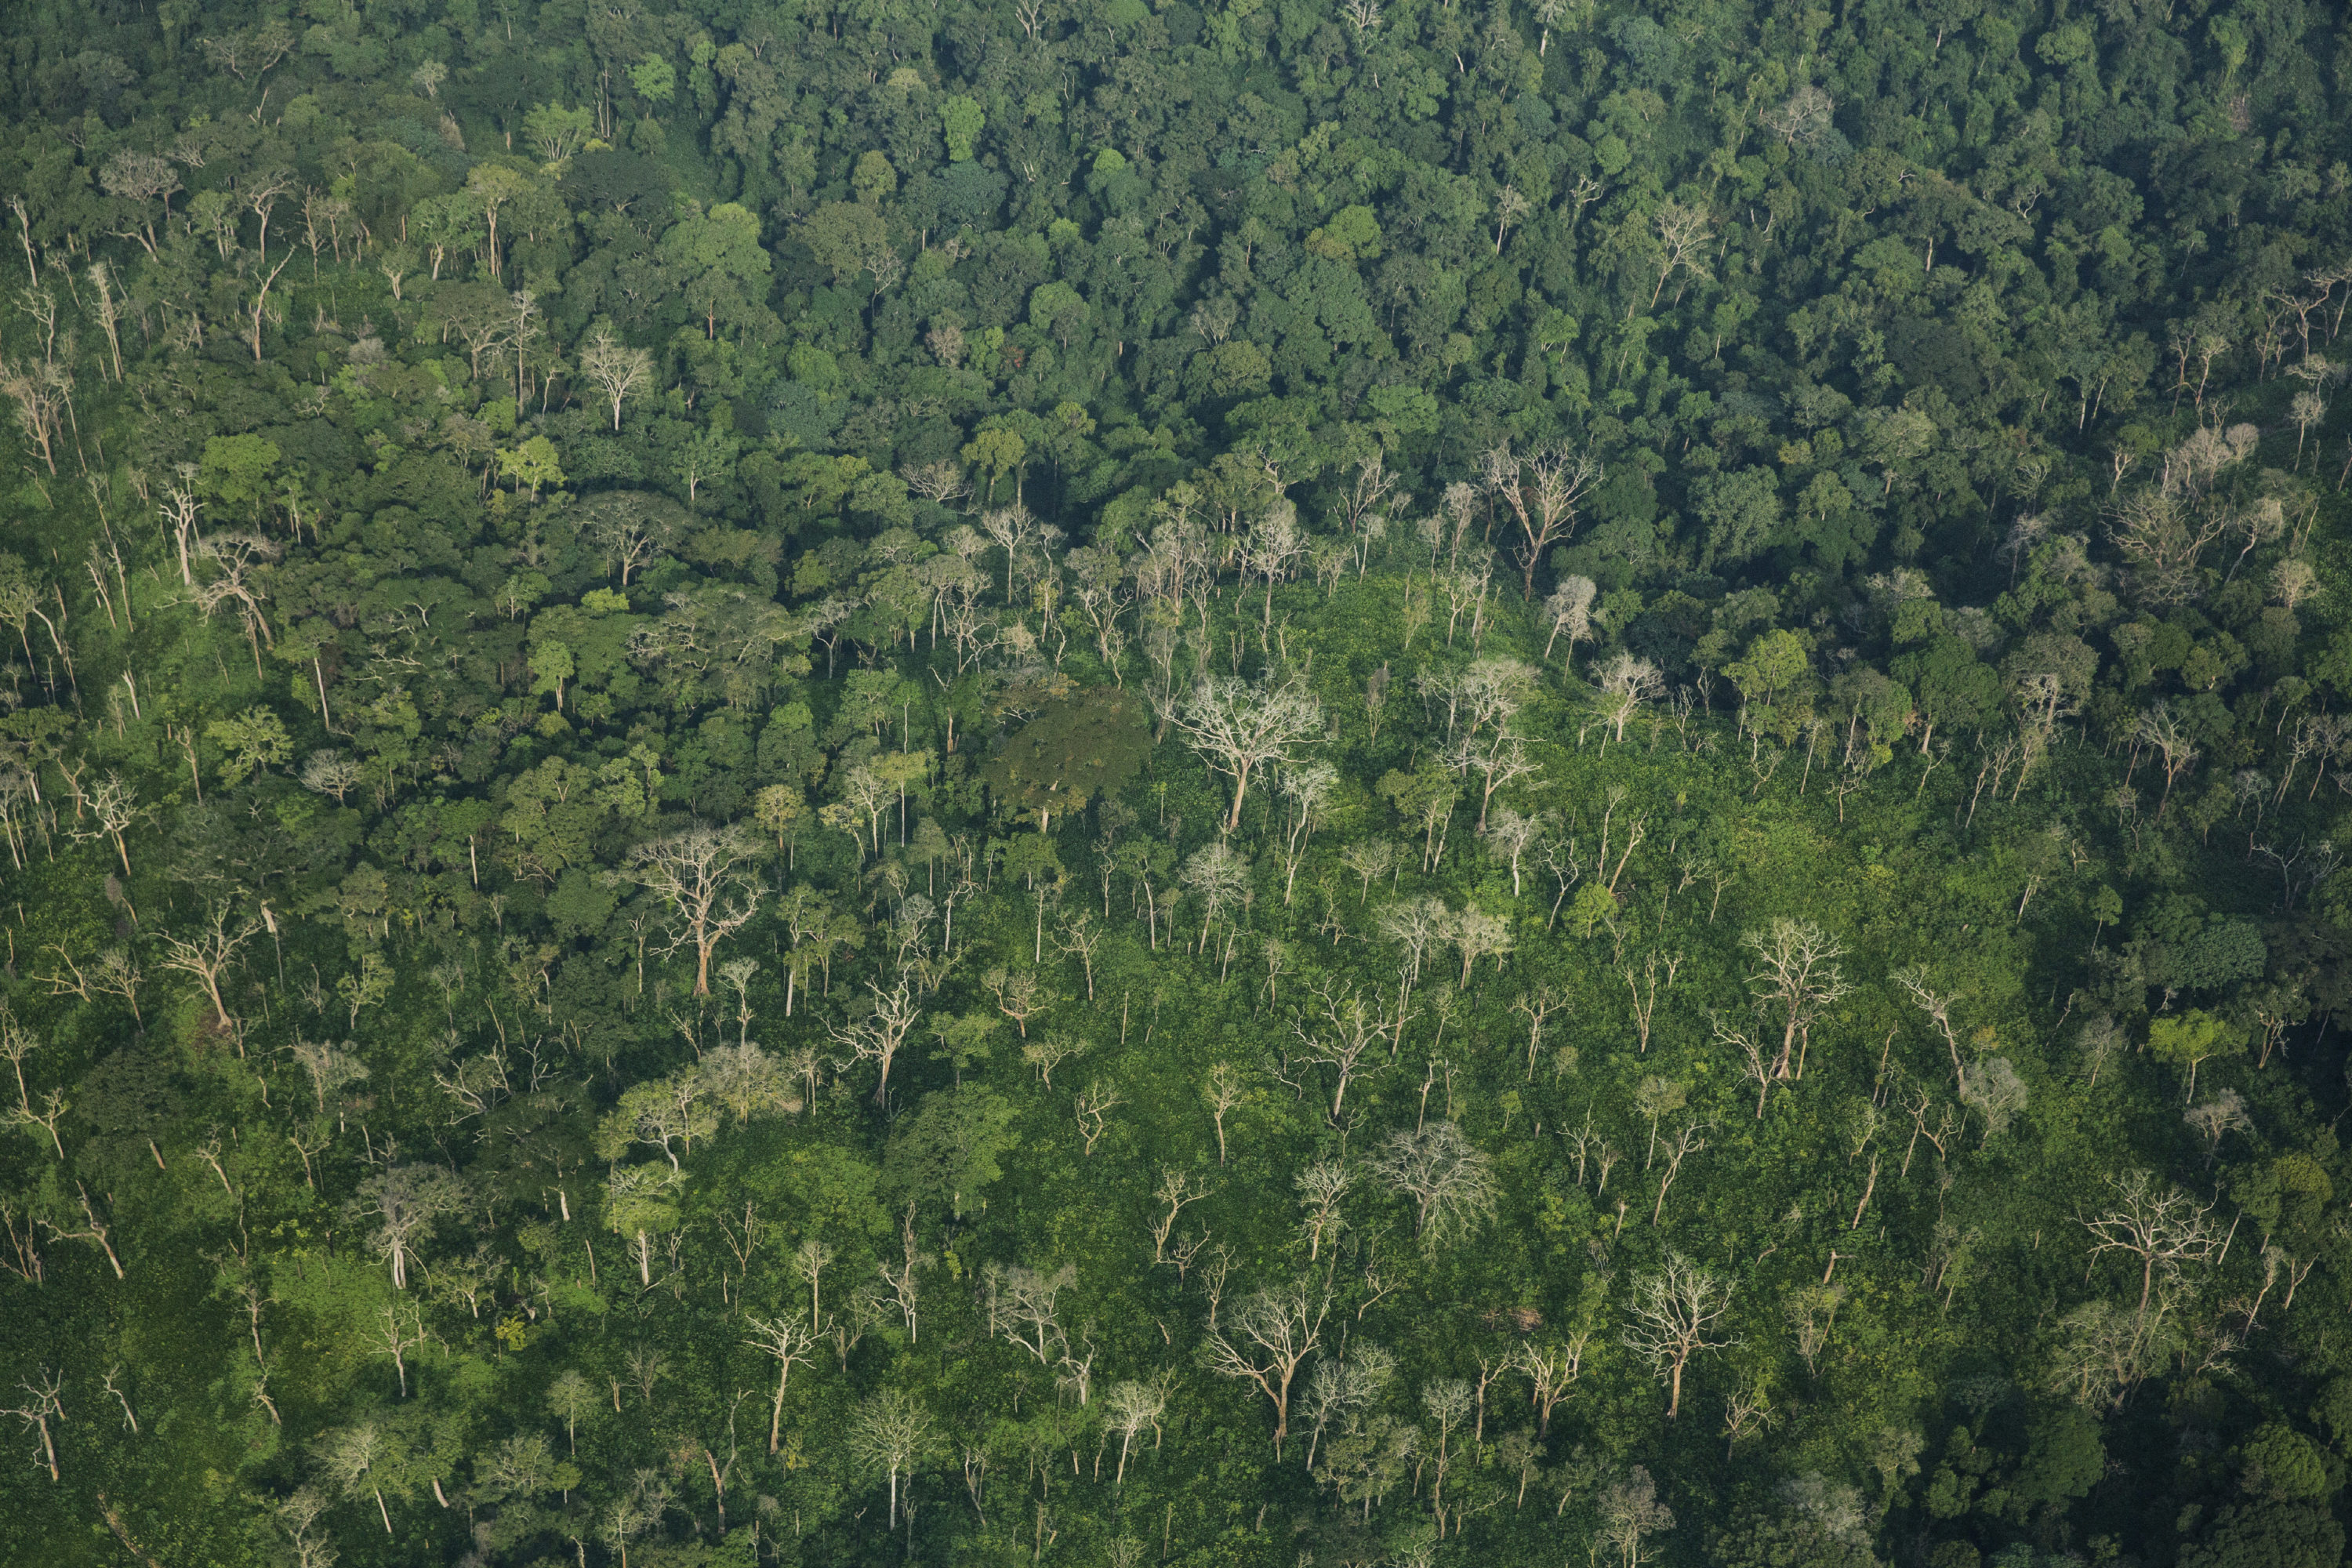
[9,2,2352,1565]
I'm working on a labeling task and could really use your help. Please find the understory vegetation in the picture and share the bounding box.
[4,1,2352,1566]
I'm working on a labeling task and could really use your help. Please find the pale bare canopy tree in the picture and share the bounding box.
[616,824,761,995]
[1595,651,1665,742]
[1544,575,1598,661]
[846,1388,934,1529]
[1294,1161,1351,1261]
[1168,672,1324,831]
[1958,1057,2029,1145]
[316,1419,400,1534]
[289,1036,368,1113]
[157,900,261,1029]
[829,977,924,1105]
[1367,1121,1497,1248]
[299,749,365,804]
[1742,919,1848,1080]
[2183,1090,2252,1164]
[347,1164,466,1290]
[576,491,687,587]
[2080,1169,2223,1330]
[1201,1277,1331,1454]
[742,1313,821,1454]
[578,328,655,430]
[1596,1464,1675,1566]
[1649,200,1715,308]
[1759,83,1836,149]
[1102,1379,1168,1483]
[985,1261,1076,1363]
[1622,1253,1734,1418]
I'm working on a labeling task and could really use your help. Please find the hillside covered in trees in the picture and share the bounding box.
[5,0,2352,1565]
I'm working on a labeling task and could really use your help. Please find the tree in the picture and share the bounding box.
[1202,1279,1330,1454]
[832,978,924,1104]
[2148,1009,2245,1101]
[1958,1057,2030,1144]
[317,1420,408,1534]
[348,1165,466,1290]
[1295,1162,1350,1261]
[1367,1122,1496,1248]
[1503,444,1602,595]
[464,165,534,280]
[847,1388,933,1530]
[2183,1090,2252,1163]
[743,1314,821,1454]
[1597,1465,1675,1566]
[1103,1380,1167,1483]
[1168,673,1324,831]
[884,1084,1018,1218]
[1595,652,1665,743]
[156,902,260,1029]
[1743,919,1847,1079]
[1648,199,1715,307]
[546,1369,597,1455]
[616,824,761,994]
[980,687,1149,836]
[1622,1254,1733,1418]
[2081,1170,2224,1330]
[579,328,655,430]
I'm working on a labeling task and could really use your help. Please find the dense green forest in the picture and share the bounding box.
[3,0,2352,1564]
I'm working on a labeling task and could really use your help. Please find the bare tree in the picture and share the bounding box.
[577,493,684,587]
[1367,1122,1497,1248]
[1890,967,1967,1081]
[69,772,142,877]
[985,1261,1075,1365]
[618,825,761,995]
[1759,83,1835,149]
[1512,985,1570,1081]
[1649,200,1715,307]
[2134,702,2200,815]
[1168,673,1324,832]
[375,1303,426,1397]
[1294,1162,1351,1261]
[1597,1463,1675,1566]
[1512,1334,1589,1438]
[1147,1168,1210,1264]
[1483,807,1545,897]
[1203,1064,1247,1163]
[1202,1278,1330,1454]
[578,328,654,430]
[2081,1171,2224,1332]
[290,1036,369,1114]
[1508,445,1603,595]
[742,1314,820,1454]
[2183,1091,2253,1165]
[347,1164,466,1290]
[5,1367,64,1481]
[317,1420,398,1534]
[1958,1058,2029,1145]
[1073,1080,1121,1156]
[846,1388,933,1530]
[43,1181,125,1277]
[1544,575,1598,662]
[1743,920,1848,1079]
[830,978,923,1105]
[1595,652,1665,743]
[1292,981,1401,1119]
[1650,1117,1711,1226]
[1449,906,1513,985]
[1103,1379,1168,1483]
[1786,1282,1847,1377]
[1622,1254,1733,1418]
